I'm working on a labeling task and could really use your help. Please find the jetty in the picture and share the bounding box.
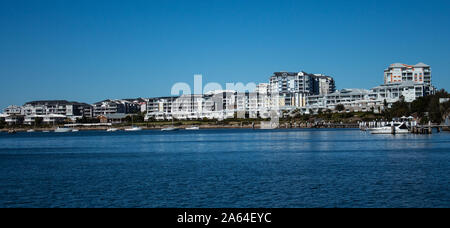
[410,124,449,134]
[360,120,449,135]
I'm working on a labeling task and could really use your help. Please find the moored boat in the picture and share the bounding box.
[106,128,119,132]
[185,126,200,130]
[54,127,73,133]
[161,127,179,131]
[369,122,409,134]
[124,126,142,132]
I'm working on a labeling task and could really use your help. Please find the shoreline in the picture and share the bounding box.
[0,124,363,132]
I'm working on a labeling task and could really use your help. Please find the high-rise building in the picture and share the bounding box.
[269,71,335,108]
[269,72,313,108]
[313,74,336,95]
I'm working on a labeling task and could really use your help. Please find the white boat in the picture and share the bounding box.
[124,115,142,132]
[370,122,409,134]
[124,126,142,132]
[106,128,119,132]
[42,131,50,133]
[54,127,73,133]
[162,109,179,131]
[71,129,79,132]
[185,126,200,130]
[27,129,36,133]
[161,127,179,131]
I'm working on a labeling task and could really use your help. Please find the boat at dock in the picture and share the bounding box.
[369,122,409,134]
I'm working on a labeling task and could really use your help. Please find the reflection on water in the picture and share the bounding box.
[0,129,449,208]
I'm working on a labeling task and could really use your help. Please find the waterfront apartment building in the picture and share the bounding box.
[144,89,272,121]
[255,83,271,118]
[304,81,434,114]
[3,105,23,115]
[0,113,7,122]
[269,71,336,109]
[371,81,432,103]
[313,74,336,95]
[306,89,379,113]
[384,63,432,86]
[145,97,177,120]
[23,114,67,125]
[2,63,437,122]
[22,100,93,118]
[269,72,313,108]
[92,99,140,117]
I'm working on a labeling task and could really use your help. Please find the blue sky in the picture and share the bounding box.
[1,0,450,109]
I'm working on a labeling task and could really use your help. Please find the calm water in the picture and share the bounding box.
[0,129,449,208]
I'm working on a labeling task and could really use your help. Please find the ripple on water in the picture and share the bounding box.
[0,129,449,208]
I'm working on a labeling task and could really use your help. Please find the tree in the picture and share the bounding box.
[35,117,43,126]
[317,108,323,115]
[382,88,450,123]
[336,104,345,112]
[428,98,441,123]
[134,112,146,123]
[390,100,410,117]
[77,116,99,124]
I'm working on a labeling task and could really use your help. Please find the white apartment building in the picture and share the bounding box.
[269,71,336,110]
[314,74,336,95]
[371,81,431,103]
[305,81,434,114]
[22,100,93,118]
[144,87,274,121]
[306,89,378,113]
[92,99,139,117]
[3,105,23,115]
[146,96,180,120]
[255,83,272,118]
[24,114,67,125]
[269,72,313,108]
[384,62,432,86]
[302,62,436,113]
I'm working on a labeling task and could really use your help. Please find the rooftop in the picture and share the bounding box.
[388,62,430,69]
[25,100,91,106]
[372,81,421,89]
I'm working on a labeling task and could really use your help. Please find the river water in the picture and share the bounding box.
[0,129,449,208]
